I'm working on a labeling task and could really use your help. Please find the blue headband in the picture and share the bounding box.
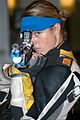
[20,16,63,32]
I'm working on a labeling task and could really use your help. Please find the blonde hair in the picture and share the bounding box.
[21,0,66,22]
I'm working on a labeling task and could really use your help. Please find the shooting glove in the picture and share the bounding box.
[19,55,47,77]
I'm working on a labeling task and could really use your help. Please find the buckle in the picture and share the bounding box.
[67,86,80,103]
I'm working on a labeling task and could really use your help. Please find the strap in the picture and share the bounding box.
[67,85,80,103]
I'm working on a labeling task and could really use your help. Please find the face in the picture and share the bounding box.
[30,27,57,55]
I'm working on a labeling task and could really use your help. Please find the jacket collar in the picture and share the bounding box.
[45,40,71,67]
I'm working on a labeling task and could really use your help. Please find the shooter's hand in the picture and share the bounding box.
[27,52,47,76]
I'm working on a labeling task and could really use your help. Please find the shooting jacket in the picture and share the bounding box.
[28,40,80,120]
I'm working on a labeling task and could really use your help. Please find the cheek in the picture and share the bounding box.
[39,37,53,53]
[42,33,50,44]
[42,34,55,49]
[37,31,56,54]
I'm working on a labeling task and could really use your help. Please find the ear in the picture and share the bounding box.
[52,23,61,34]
